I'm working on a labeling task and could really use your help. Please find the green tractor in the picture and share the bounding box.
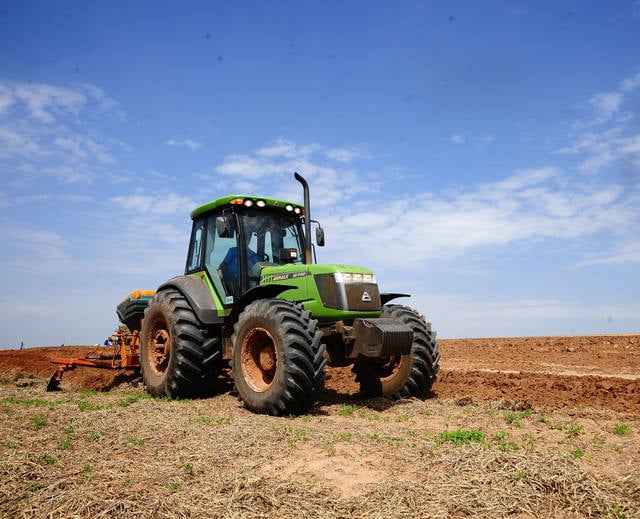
[117,173,440,415]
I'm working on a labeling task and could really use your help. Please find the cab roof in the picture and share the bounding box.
[190,195,304,220]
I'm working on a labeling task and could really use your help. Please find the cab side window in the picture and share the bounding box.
[204,213,238,303]
[186,220,204,273]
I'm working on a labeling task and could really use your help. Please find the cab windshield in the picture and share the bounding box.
[204,209,305,303]
[240,210,305,267]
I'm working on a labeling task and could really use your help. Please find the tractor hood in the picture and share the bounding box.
[260,263,382,321]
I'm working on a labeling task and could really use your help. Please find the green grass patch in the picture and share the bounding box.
[504,410,533,427]
[31,413,48,428]
[437,429,485,445]
[85,430,102,441]
[116,393,149,407]
[570,447,584,459]
[604,505,627,519]
[76,400,106,412]
[1,396,51,408]
[75,391,149,412]
[566,423,584,437]
[613,423,632,436]
[196,416,230,426]
[124,436,145,446]
[41,453,61,465]
[334,432,354,442]
[338,403,358,417]
[284,425,311,445]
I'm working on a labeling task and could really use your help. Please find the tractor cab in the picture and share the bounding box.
[185,196,311,305]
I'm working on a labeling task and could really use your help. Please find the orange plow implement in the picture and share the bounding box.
[46,330,141,391]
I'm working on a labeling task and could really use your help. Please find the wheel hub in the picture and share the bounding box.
[150,328,171,376]
[241,327,277,392]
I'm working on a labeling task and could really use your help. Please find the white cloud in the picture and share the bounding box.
[0,84,14,114]
[489,166,556,192]
[0,225,70,269]
[0,80,119,124]
[620,71,640,92]
[215,139,373,192]
[557,72,640,176]
[166,138,202,150]
[574,71,640,129]
[574,240,640,267]
[217,139,371,183]
[588,92,623,125]
[40,164,93,184]
[555,129,640,175]
[449,133,495,147]
[0,80,124,187]
[54,137,88,159]
[316,166,636,270]
[323,146,370,163]
[256,139,320,159]
[0,125,43,158]
[216,154,271,178]
[109,191,196,215]
[619,134,640,154]
[214,140,638,270]
[256,139,299,158]
[11,82,86,123]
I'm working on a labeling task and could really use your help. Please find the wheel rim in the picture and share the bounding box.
[241,327,277,392]
[149,327,171,377]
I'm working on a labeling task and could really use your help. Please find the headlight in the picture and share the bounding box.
[334,272,376,284]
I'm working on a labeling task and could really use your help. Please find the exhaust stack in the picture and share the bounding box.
[294,172,312,265]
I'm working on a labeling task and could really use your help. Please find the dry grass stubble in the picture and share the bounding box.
[1,381,639,518]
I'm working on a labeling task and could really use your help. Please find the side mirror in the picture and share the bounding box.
[216,216,233,238]
[315,226,325,247]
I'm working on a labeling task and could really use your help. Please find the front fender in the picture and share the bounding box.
[380,292,410,305]
[224,284,296,335]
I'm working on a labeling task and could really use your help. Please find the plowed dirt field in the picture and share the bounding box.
[1,335,639,518]
[2,335,638,412]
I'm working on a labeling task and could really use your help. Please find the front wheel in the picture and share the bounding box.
[231,298,326,415]
[353,304,440,399]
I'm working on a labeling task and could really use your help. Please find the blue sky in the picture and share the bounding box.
[1,1,639,347]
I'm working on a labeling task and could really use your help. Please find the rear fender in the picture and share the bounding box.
[158,275,223,325]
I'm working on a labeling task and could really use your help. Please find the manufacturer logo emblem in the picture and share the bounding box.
[361,291,372,302]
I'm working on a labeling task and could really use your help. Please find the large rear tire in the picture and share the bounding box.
[353,304,440,399]
[140,288,221,398]
[231,298,326,415]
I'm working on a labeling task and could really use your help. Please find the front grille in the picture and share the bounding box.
[315,274,381,312]
[315,274,341,309]
[344,283,381,311]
